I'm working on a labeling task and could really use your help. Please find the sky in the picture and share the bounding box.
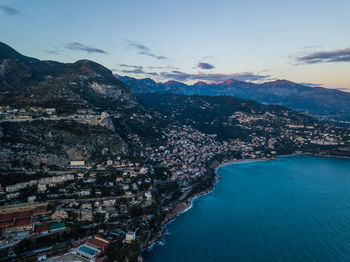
[1,0,350,91]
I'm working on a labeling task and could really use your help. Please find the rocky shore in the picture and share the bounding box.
[142,159,224,251]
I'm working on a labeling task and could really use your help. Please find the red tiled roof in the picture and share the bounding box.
[34,207,47,214]
[34,224,49,233]
[87,238,109,250]
[0,213,15,221]
[0,220,13,228]
[16,210,32,218]
[14,218,31,226]
[72,241,84,248]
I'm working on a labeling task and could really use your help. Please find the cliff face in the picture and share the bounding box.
[163,202,189,225]
[100,112,116,132]
[0,43,136,110]
[0,120,128,170]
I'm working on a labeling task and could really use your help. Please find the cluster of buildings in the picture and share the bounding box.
[229,111,349,149]
[146,125,225,182]
[0,202,66,246]
[6,174,75,194]
[0,106,56,120]
[0,106,115,133]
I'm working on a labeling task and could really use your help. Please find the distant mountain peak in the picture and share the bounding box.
[193,81,208,86]
[222,79,240,85]
[164,80,183,85]
[264,79,296,86]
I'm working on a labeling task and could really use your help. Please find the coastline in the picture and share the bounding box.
[143,156,275,251]
[143,153,350,253]
[143,175,219,251]
[302,152,350,160]
[214,157,276,172]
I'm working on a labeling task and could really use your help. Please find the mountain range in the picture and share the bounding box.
[1,40,349,122]
[117,76,350,122]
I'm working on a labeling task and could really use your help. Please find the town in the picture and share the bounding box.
[1,102,350,261]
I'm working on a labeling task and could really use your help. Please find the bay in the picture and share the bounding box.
[144,155,350,262]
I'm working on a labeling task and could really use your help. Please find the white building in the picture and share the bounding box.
[145,191,152,200]
[125,231,136,243]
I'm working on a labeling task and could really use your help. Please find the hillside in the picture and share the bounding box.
[138,93,316,141]
[0,42,135,113]
[0,120,128,171]
[116,75,182,94]
[120,76,350,121]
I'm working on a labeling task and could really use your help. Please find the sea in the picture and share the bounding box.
[144,155,350,261]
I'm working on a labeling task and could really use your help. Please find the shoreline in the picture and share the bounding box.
[302,152,350,160]
[143,153,350,253]
[143,175,219,251]
[214,157,276,172]
[143,156,274,251]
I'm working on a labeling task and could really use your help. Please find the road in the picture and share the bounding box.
[48,194,136,204]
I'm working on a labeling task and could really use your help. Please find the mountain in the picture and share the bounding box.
[115,75,183,94]
[0,42,135,113]
[137,93,317,141]
[119,76,350,122]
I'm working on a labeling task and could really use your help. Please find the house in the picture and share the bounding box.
[139,167,148,174]
[82,203,92,210]
[70,160,86,167]
[74,236,110,260]
[37,253,47,261]
[121,184,129,190]
[45,108,56,115]
[125,231,136,243]
[27,196,37,202]
[79,190,91,196]
[33,224,49,235]
[145,191,152,200]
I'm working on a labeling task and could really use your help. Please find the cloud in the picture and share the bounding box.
[147,66,164,69]
[145,72,159,76]
[126,40,166,60]
[139,51,166,60]
[126,40,150,52]
[116,63,158,76]
[118,64,143,70]
[296,48,350,64]
[43,49,61,55]
[197,62,215,70]
[66,42,108,54]
[0,5,20,15]
[302,45,321,50]
[121,68,145,74]
[119,68,159,76]
[160,71,270,82]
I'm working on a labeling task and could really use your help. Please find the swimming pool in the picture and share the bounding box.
[78,245,98,256]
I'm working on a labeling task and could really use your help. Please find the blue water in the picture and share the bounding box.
[144,155,350,262]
